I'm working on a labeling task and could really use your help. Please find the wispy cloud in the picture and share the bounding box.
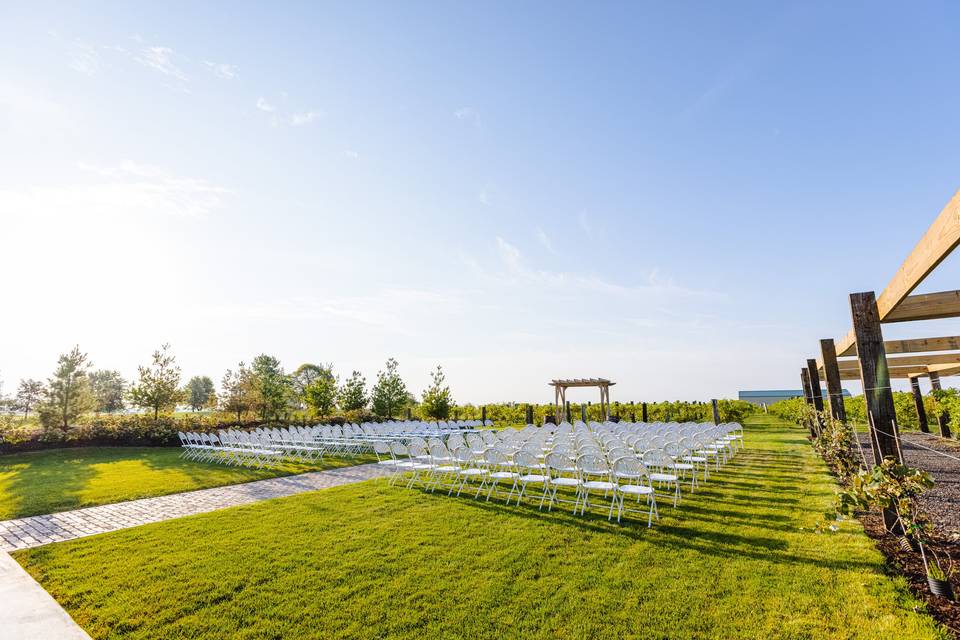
[256,97,275,112]
[68,42,100,76]
[489,236,722,300]
[344,150,360,160]
[535,227,556,254]
[454,106,480,126]
[290,110,322,126]
[202,60,237,79]
[135,46,188,82]
[1,161,231,219]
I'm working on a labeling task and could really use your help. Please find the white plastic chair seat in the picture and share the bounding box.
[650,472,678,482]
[435,465,460,473]
[618,484,654,496]
[395,461,418,470]
[489,471,518,480]
[669,462,694,471]
[377,460,400,467]
[682,456,707,463]
[519,474,549,484]
[583,480,615,491]
[551,477,581,487]
[695,449,719,457]
[459,468,487,477]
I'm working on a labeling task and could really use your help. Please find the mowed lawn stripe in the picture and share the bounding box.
[14,417,949,639]
[0,446,374,520]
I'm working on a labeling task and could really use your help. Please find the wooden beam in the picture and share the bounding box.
[909,376,930,433]
[800,368,816,437]
[800,368,814,406]
[807,359,825,413]
[840,335,960,357]
[851,291,902,533]
[837,352,960,372]
[929,372,953,438]
[883,290,960,323]
[836,329,857,357]
[876,190,960,319]
[820,339,846,422]
[850,292,902,465]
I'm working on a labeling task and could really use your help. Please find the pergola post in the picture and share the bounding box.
[851,291,903,533]
[800,368,813,405]
[929,372,952,437]
[525,404,533,425]
[711,399,720,425]
[806,359,825,413]
[909,376,930,433]
[820,339,847,422]
[580,404,587,423]
[642,402,648,422]
[850,291,903,465]
[481,406,487,424]
[564,400,571,423]
[800,368,816,437]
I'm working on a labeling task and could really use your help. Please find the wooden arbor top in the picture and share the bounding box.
[550,378,616,421]
[815,190,960,382]
[549,378,616,388]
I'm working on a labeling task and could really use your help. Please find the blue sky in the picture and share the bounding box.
[2,2,960,403]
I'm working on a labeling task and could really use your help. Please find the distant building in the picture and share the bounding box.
[738,389,851,406]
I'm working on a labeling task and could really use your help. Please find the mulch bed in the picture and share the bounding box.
[850,430,960,636]
[860,510,960,637]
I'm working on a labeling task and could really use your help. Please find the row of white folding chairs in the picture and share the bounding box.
[179,431,284,468]
[379,441,661,526]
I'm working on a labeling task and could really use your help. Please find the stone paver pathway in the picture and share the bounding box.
[0,463,390,551]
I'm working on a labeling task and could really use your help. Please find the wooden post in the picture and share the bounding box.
[481,406,487,424]
[642,402,648,423]
[564,400,571,423]
[630,412,636,422]
[820,339,847,422]
[909,377,930,433]
[581,404,587,422]
[806,359,825,413]
[929,372,952,437]
[405,407,412,420]
[711,399,720,425]
[800,368,816,437]
[800,368,814,405]
[851,291,904,533]
[525,404,533,425]
[850,291,902,465]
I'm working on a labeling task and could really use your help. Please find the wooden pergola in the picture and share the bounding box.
[550,378,615,422]
[802,189,960,484]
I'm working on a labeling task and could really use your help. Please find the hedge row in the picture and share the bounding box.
[0,399,758,454]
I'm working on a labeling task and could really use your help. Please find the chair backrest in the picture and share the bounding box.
[577,454,610,479]
[513,451,540,471]
[612,456,647,482]
[545,452,576,475]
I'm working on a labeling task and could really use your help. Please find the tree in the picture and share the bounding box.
[290,364,324,405]
[15,379,45,419]
[128,344,183,420]
[250,354,292,422]
[185,376,216,412]
[420,365,454,420]
[370,358,407,419]
[304,369,338,418]
[37,346,94,430]
[220,363,254,421]
[339,370,368,412]
[89,370,127,413]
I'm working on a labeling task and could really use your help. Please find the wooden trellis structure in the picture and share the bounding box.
[550,378,615,422]
[802,189,960,475]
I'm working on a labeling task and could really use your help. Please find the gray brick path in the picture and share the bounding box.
[0,463,390,551]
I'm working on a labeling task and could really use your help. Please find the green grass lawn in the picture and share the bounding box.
[14,416,949,639]
[0,447,374,520]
